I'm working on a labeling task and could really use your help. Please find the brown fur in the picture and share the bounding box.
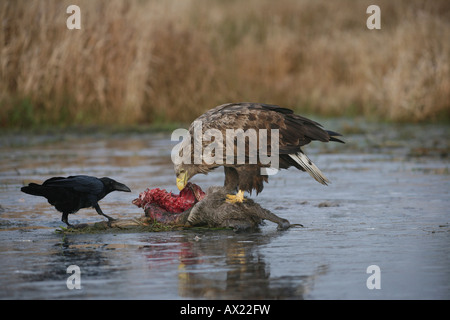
[184,186,290,230]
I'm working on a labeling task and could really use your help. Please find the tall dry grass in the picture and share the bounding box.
[1,0,449,128]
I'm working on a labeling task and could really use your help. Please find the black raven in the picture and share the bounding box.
[21,175,131,227]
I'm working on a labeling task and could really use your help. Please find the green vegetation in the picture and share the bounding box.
[54,220,234,234]
[55,220,182,234]
[1,0,449,129]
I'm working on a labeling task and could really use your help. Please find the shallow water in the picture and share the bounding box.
[0,122,449,299]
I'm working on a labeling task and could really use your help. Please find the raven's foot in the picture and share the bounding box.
[225,190,246,204]
[103,215,116,227]
[62,219,74,229]
[62,220,87,229]
[99,212,116,222]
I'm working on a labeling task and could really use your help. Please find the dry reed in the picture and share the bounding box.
[1,0,449,128]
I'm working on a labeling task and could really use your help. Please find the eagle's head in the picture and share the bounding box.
[174,162,214,191]
[175,163,197,191]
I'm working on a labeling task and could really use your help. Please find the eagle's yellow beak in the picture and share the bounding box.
[176,171,188,191]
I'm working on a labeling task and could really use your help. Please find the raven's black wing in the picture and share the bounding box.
[43,175,104,195]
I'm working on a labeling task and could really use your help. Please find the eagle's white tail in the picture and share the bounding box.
[289,152,330,185]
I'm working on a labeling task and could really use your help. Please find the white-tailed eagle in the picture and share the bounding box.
[174,102,344,203]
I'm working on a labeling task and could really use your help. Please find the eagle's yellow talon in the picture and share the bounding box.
[225,190,246,203]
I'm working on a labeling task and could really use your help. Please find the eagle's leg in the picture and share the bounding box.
[225,190,246,204]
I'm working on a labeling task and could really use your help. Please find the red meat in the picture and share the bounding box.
[132,183,205,223]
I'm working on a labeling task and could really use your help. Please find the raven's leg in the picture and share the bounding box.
[61,212,74,228]
[93,203,116,222]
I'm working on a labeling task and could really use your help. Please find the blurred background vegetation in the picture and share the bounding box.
[1,0,449,129]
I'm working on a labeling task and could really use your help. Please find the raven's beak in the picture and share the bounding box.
[114,181,131,192]
[176,172,188,191]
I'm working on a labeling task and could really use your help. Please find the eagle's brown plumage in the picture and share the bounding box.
[174,102,344,196]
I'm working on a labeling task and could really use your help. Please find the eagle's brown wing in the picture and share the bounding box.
[187,102,343,193]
